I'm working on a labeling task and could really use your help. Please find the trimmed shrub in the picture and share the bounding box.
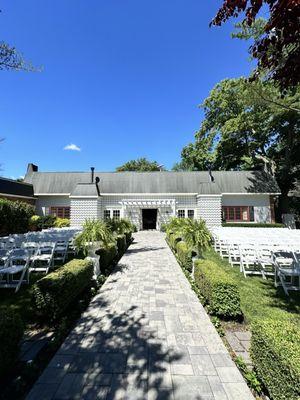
[222,222,284,228]
[0,198,34,235]
[251,319,300,400]
[124,230,132,246]
[54,218,70,228]
[38,215,56,229]
[194,259,242,318]
[0,309,24,376]
[96,242,118,272]
[33,259,94,320]
[176,241,196,273]
[116,234,127,255]
[169,233,182,251]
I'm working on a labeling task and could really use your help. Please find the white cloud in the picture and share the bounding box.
[63,143,81,152]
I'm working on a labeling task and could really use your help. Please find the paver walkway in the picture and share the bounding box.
[27,231,254,400]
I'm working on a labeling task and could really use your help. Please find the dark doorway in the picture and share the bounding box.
[142,209,157,230]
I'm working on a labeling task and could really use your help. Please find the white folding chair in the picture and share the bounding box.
[0,249,10,268]
[273,250,300,296]
[0,249,30,292]
[239,244,262,278]
[256,246,275,278]
[53,239,68,264]
[30,242,56,274]
[228,242,241,267]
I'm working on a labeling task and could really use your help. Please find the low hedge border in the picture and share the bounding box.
[168,233,183,251]
[33,259,94,320]
[96,242,118,273]
[116,234,127,256]
[194,259,242,319]
[251,319,300,400]
[176,241,196,273]
[222,222,284,228]
[0,309,24,377]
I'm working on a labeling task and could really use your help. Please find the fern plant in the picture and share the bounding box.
[74,219,113,255]
[165,217,188,234]
[181,218,211,257]
[105,218,135,235]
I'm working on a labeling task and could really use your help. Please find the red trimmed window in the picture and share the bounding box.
[50,206,70,219]
[222,206,251,222]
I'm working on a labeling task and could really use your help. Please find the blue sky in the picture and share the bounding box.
[0,0,253,178]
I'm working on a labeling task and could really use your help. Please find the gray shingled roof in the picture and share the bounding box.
[0,177,35,198]
[24,170,280,195]
[70,183,100,197]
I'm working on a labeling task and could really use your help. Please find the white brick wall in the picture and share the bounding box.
[197,195,222,228]
[70,198,100,226]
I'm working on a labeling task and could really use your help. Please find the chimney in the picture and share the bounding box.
[95,177,100,196]
[27,163,38,174]
[90,167,95,183]
[208,168,214,182]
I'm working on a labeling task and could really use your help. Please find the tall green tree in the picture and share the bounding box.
[177,78,300,213]
[116,157,165,172]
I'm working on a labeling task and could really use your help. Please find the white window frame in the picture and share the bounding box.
[112,209,121,220]
[177,208,196,219]
[104,209,122,220]
[187,209,195,219]
[177,209,185,218]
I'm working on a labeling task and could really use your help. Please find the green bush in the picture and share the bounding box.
[75,220,113,256]
[124,230,132,246]
[169,233,182,251]
[96,242,118,272]
[54,218,70,228]
[194,259,242,319]
[29,215,41,231]
[222,222,284,228]
[0,309,24,376]
[38,215,57,229]
[116,234,127,255]
[33,259,94,320]
[0,198,34,235]
[251,319,300,400]
[176,241,196,273]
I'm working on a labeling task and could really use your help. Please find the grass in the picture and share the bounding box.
[204,248,300,325]
[0,274,44,326]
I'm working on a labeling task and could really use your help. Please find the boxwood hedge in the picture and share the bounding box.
[251,319,300,400]
[0,198,34,235]
[33,259,94,320]
[96,242,118,273]
[124,231,132,246]
[116,234,127,256]
[168,233,182,251]
[194,259,242,319]
[0,309,24,376]
[176,241,196,273]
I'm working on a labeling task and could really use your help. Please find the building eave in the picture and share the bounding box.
[0,193,36,200]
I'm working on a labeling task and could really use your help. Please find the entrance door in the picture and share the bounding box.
[142,209,157,230]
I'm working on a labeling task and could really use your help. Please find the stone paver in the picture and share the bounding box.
[27,231,254,400]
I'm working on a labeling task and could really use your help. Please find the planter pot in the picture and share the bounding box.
[86,243,101,277]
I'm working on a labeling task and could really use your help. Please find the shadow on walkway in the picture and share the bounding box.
[40,300,184,399]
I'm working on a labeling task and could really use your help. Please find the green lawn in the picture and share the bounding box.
[0,274,44,326]
[204,248,300,325]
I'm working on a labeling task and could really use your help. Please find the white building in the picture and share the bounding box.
[24,164,280,229]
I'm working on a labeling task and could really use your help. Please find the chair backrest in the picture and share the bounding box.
[272,250,295,267]
[22,242,39,256]
[38,242,56,254]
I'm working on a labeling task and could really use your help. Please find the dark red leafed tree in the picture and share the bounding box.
[211,1,300,90]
